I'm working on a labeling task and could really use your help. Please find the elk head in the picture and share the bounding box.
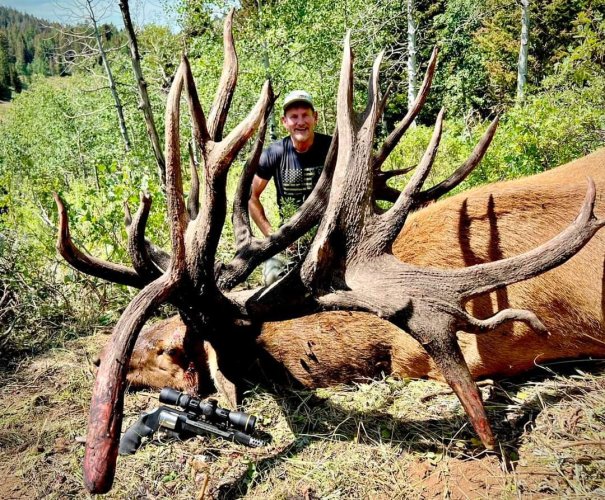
[54,12,605,494]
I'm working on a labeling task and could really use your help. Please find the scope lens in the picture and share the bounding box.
[159,387,183,406]
[229,411,256,433]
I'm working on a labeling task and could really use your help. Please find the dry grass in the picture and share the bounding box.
[1,333,605,499]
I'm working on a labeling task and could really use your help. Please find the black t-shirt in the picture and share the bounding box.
[256,133,332,209]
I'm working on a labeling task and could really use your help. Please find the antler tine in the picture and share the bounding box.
[165,61,188,264]
[212,79,273,173]
[361,49,385,126]
[338,30,356,141]
[83,56,191,495]
[371,109,444,252]
[373,164,416,202]
[187,141,200,220]
[123,200,132,227]
[454,178,605,299]
[126,193,165,280]
[415,116,499,207]
[185,80,272,290]
[181,54,210,155]
[183,54,211,150]
[53,193,145,288]
[232,95,274,250]
[373,46,438,172]
[208,8,237,142]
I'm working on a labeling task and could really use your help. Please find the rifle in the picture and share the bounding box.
[119,387,266,455]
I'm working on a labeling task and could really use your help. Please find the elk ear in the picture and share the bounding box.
[203,341,240,407]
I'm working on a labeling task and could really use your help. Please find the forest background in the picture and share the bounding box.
[0,0,604,369]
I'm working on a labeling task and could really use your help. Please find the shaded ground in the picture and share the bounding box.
[1,333,605,499]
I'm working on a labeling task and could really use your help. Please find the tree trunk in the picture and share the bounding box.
[119,0,166,187]
[407,0,418,118]
[516,0,530,104]
[256,0,277,141]
[86,0,130,152]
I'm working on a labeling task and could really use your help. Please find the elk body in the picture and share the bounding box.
[126,148,605,392]
[54,11,605,493]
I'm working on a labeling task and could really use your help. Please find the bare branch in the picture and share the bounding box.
[119,0,166,186]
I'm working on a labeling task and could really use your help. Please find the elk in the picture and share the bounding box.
[123,148,605,393]
[54,12,604,494]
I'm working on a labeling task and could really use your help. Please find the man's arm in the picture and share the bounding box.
[249,175,273,237]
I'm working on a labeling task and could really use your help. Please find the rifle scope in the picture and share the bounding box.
[159,387,257,433]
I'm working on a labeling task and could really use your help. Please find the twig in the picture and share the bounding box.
[196,473,209,500]
[557,440,605,449]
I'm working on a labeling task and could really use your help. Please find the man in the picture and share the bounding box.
[248,90,332,284]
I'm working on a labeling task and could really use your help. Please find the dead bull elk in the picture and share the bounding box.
[54,11,604,494]
[126,148,605,392]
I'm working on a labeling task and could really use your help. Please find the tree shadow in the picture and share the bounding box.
[458,195,511,334]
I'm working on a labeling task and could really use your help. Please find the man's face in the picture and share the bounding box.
[281,105,318,146]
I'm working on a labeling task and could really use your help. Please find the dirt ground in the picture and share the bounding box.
[1,333,605,499]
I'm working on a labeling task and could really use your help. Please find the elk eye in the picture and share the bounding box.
[157,348,164,355]
[167,348,178,357]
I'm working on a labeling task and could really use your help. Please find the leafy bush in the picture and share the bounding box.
[0,224,127,360]
[0,73,168,360]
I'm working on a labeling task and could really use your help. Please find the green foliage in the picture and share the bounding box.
[0,225,123,359]
[543,4,605,89]
[183,0,405,136]
[0,66,171,358]
[1,0,605,362]
[478,77,605,182]
[384,77,605,195]
[432,0,491,116]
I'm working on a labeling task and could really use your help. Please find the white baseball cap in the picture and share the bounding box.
[282,90,314,112]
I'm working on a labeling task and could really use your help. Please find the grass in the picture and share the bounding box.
[0,99,11,121]
[1,332,605,499]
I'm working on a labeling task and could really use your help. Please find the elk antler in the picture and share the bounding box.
[288,34,605,450]
[54,18,605,494]
[77,14,272,492]
[83,63,189,492]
